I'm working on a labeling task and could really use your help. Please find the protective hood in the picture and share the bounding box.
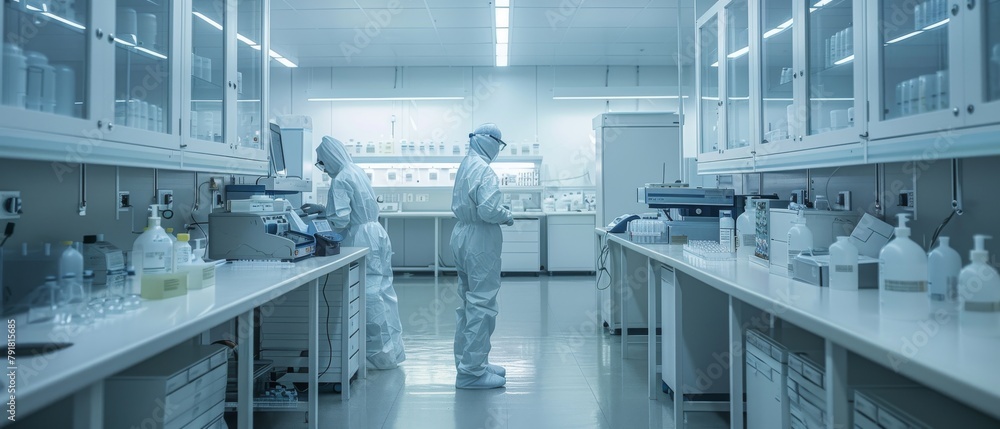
[316,136,352,176]
[469,123,502,163]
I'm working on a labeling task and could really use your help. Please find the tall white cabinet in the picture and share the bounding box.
[0,0,271,174]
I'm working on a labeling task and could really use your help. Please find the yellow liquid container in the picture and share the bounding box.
[140,271,188,299]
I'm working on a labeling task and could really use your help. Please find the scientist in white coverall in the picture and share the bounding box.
[310,136,405,369]
[451,124,514,389]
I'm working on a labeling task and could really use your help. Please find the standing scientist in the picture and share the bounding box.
[451,124,513,389]
[308,136,406,369]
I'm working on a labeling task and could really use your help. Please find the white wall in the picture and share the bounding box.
[269,65,692,186]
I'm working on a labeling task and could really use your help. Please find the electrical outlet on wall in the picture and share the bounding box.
[0,191,22,219]
[117,191,131,211]
[209,177,225,190]
[157,189,174,210]
[899,189,916,211]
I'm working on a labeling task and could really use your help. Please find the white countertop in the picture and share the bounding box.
[544,211,596,216]
[14,248,368,417]
[598,229,1000,419]
[379,211,550,218]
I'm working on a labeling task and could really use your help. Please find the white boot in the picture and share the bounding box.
[485,363,506,377]
[456,372,506,389]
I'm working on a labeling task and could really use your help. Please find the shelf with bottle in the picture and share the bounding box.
[354,155,543,164]
[5,2,86,35]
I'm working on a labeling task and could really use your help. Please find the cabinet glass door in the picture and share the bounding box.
[190,0,225,143]
[2,0,89,118]
[988,0,1000,103]
[237,0,263,150]
[115,0,171,133]
[879,0,949,121]
[725,0,751,149]
[807,0,855,136]
[699,16,720,155]
[760,0,794,144]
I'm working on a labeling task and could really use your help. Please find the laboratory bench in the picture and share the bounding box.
[9,249,368,429]
[596,229,1000,429]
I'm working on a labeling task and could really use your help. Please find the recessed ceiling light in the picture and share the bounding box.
[497,28,509,44]
[496,7,509,28]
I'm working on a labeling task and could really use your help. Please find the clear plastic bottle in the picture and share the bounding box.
[58,240,84,288]
[174,233,193,266]
[928,236,961,312]
[719,210,735,253]
[27,276,60,324]
[959,235,1000,337]
[829,236,859,290]
[786,211,814,272]
[736,199,755,260]
[878,213,929,320]
[122,267,142,311]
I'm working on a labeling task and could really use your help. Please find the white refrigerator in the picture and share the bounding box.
[593,112,682,333]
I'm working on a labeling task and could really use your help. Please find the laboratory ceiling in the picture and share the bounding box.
[270,0,695,67]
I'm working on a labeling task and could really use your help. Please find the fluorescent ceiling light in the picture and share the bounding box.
[193,12,223,31]
[727,46,749,59]
[309,96,465,102]
[497,43,508,57]
[308,88,466,102]
[763,19,793,38]
[552,86,682,100]
[136,46,168,60]
[923,18,948,30]
[42,12,85,30]
[495,0,510,6]
[497,28,509,44]
[237,33,257,46]
[833,54,854,65]
[496,55,509,67]
[275,57,298,68]
[496,7,509,27]
[885,31,922,44]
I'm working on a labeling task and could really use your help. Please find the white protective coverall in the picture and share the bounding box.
[451,124,513,389]
[316,137,405,369]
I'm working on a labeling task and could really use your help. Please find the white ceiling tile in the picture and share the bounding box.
[628,7,680,27]
[426,8,491,28]
[512,7,573,28]
[557,27,628,44]
[579,0,673,7]
[615,27,678,43]
[563,8,644,27]
[271,9,371,29]
[436,28,494,44]
[444,44,495,56]
[510,27,568,43]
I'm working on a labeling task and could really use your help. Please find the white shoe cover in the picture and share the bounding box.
[485,363,505,377]
[456,372,506,389]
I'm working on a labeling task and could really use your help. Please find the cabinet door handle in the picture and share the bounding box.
[108,34,115,44]
[951,4,960,14]
[967,104,975,114]
[953,107,960,116]
[859,131,868,139]
[95,29,104,39]
[967,0,975,9]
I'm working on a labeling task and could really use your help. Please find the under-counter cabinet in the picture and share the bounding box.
[546,214,596,272]
[501,217,540,273]
[0,0,269,174]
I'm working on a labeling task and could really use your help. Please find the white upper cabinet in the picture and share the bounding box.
[0,0,268,174]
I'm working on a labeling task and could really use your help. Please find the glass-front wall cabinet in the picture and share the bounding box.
[699,14,721,155]
[725,0,751,149]
[760,0,794,144]
[115,0,171,134]
[2,0,89,119]
[988,0,1000,103]
[237,0,263,151]
[879,0,949,121]
[190,0,225,144]
[807,0,855,137]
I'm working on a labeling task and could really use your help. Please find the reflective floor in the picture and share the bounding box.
[246,274,729,429]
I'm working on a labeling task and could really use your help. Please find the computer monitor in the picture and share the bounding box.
[268,122,287,176]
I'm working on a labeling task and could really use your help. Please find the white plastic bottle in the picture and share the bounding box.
[58,240,84,287]
[829,236,859,290]
[878,213,930,320]
[174,233,193,266]
[927,236,962,312]
[959,235,1000,337]
[719,210,735,253]
[132,205,175,276]
[165,227,177,245]
[736,198,755,260]
[786,211,814,272]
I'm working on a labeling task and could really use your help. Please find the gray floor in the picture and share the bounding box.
[248,274,729,429]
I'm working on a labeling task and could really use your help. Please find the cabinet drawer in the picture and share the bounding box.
[349,313,359,334]
[350,297,360,317]
[501,252,539,271]
[503,241,540,253]
[502,219,540,232]
[350,281,360,301]
[547,215,595,226]
[175,398,225,429]
[165,364,227,422]
[502,231,539,242]
[348,263,360,285]
[349,331,360,357]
